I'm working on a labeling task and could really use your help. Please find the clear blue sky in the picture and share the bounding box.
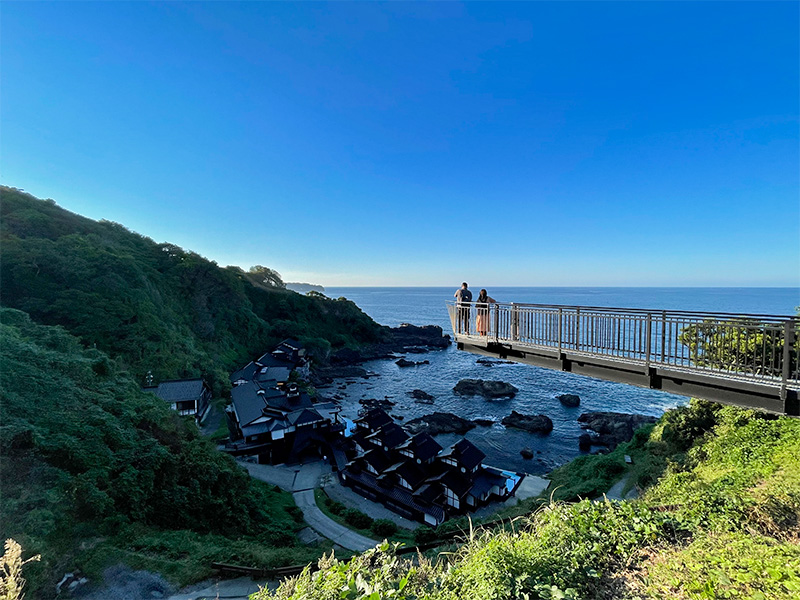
[2,2,798,286]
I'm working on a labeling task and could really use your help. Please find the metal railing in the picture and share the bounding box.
[447,301,800,390]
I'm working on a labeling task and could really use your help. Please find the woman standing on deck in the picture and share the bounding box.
[475,289,496,336]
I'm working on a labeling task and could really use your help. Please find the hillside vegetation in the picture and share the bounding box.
[257,401,800,600]
[0,187,389,596]
[0,309,326,595]
[0,186,384,394]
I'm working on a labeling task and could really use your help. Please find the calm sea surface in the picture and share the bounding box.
[323,287,799,475]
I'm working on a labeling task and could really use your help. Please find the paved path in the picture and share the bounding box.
[320,475,420,530]
[239,459,378,552]
[167,576,277,600]
[198,404,222,437]
[604,474,639,501]
[293,489,377,552]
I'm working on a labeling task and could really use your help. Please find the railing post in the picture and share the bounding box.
[645,313,652,368]
[511,303,519,342]
[558,308,563,355]
[575,307,581,350]
[781,320,793,404]
[660,310,667,363]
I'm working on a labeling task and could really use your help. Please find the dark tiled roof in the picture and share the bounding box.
[230,362,259,383]
[230,381,284,426]
[397,433,442,462]
[441,438,486,471]
[354,408,393,432]
[287,408,324,426]
[366,422,409,450]
[266,390,313,413]
[151,379,207,403]
[468,469,507,498]
[254,365,292,384]
[413,482,443,505]
[241,418,287,438]
[344,468,445,524]
[255,353,296,368]
[361,448,393,474]
[431,468,472,497]
[385,460,427,490]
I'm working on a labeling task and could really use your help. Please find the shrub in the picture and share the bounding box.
[370,519,398,538]
[285,506,303,523]
[326,500,346,516]
[413,526,437,545]
[343,509,373,530]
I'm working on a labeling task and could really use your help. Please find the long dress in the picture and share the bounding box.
[475,297,495,335]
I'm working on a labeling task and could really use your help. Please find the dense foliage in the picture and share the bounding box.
[256,402,800,599]
[0,187,384,394]
[0,309,322,595]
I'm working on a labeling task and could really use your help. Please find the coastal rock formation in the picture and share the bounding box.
[408,389,435,403]
[557,394,581,408]
[453,378,519,399]
[359,398,396,411]
[388,323,451,350]
[577,411,658,450]
[476,358,514,367]
[404,412,477,436]
[311,365,369,384]
[520,447,534,459]
[328,324,450,366]
[502,411,554,434]
[473,419,494,427]
[396,358,430,368]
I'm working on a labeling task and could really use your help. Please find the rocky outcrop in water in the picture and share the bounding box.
[311,365,369,384]
[476,358,514,367]
[577,411,658,450]
[557,394,581,408]
[520,447,534,459]
[453,378,519,398]
[396,358,430,368]
[502,411,554,434]
[408,389,435,403]
[359,397,396,411]
[473,419,494,427]
[404,412,477,436]
[329,324,451,365]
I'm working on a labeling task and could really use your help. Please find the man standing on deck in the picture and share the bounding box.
[454,282,472,334]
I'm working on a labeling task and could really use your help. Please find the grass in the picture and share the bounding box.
[254,401,800,600]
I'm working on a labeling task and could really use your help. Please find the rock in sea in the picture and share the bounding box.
[502,411,554,434]
[396,358,430,368]
[453,378,518,399]
[404,412,477,436]
[557,393,581,408]
[408,389,435,403]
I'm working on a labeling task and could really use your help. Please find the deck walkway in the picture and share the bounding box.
[448,301,799,415]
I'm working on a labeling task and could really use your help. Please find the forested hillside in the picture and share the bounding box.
[0,186,385,597]
[0,186,384,393]
[0,309,323,596]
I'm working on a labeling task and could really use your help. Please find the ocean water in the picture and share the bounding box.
[323,287,799,475]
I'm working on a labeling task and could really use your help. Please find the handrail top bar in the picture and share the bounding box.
[445,300,799,322]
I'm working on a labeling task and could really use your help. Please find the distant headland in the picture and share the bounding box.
[286,282,325,293]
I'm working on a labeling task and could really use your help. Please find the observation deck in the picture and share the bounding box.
[447,301,799,416]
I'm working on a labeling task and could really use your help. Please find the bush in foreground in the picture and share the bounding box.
[254,403,800,600]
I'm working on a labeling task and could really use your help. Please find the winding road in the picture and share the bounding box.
[241,461,377,552]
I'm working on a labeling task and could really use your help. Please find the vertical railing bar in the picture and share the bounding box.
[781,320,793,404]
